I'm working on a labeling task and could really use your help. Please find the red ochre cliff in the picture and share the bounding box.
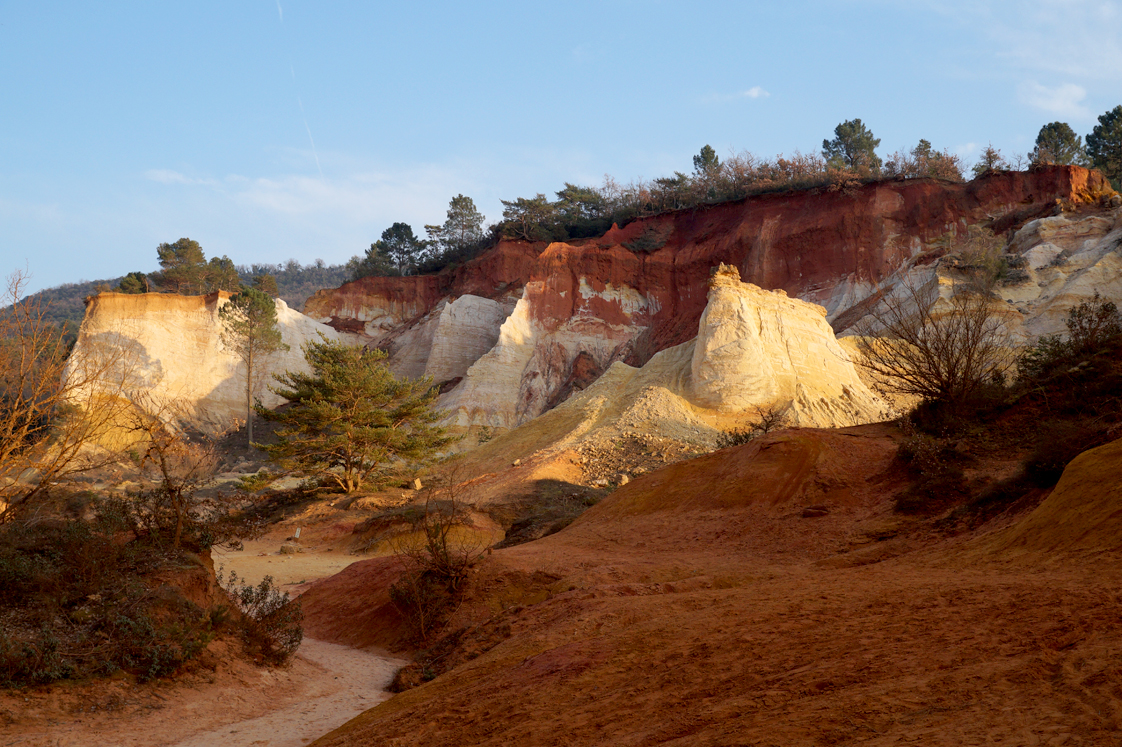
[302,166,1114,428]
[306,166,1109,348]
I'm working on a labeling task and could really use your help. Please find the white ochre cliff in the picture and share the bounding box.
[438,265,891,432]
[72,292,341,432]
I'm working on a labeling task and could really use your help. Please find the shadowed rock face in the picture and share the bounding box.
[303,167,1111,427]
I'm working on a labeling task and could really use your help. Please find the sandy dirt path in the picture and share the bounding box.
[168,639,405,747]
[1,548,405,747]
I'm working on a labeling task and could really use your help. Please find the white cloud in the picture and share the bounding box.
[1018,81,1091,119]
[702,87,770,103]
[142,166,471,229]
[143,170,217,187]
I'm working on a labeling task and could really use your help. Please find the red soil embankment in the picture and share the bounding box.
[300,424,1122,746]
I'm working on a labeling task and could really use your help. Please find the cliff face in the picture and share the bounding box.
[690,265,887,425]
[73,292,341,432]
[305,166,1112,428]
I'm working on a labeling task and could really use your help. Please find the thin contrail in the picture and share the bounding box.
[277,7,324,180]
[298,97,324,179]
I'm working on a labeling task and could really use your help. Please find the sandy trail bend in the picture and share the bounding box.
[168,639,405,747]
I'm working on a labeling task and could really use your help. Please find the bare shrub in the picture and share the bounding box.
[0,270,141,523]
[390,471,486,641]
[125,395,223,549]
[855,275,1015,413]
[716,403,791,449]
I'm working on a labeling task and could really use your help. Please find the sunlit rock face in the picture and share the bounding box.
[72,292,341,432]
[299,166,1112,429]
[690,265,889,426]
[999,212,1122,339]
[438,269,655,429]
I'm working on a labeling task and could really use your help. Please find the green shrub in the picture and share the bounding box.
[220,570,303,664]
[1018,294,1122,382]
[0,496,272,688]
[0,518,219,687]
[623,224,672,253]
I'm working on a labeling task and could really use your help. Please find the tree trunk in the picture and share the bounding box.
[246,352,254,448]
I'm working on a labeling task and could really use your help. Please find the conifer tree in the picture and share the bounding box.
[256,339,451,493]
[822,119,882,172]
[1087,105,1122,187]
[219,287,289,447]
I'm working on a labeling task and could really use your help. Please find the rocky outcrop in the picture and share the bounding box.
[439,276,652,429]
[690,265,887,425]
[73,292,341,432]
[382,294,512,383]
[305,167,1112,426]
[446,273,890,478]
[836,208,1122,344]
[999,211,1122,339]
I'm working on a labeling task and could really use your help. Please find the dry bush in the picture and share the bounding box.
[883,147,966,182]
[951,226,1008,285]
[123,394,225,549]
[0,270,141,523]
[390,471,486,641]
[855,275,1015,414]
[716,403,791,448]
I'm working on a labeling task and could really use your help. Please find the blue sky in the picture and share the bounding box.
[3,1,1121,295]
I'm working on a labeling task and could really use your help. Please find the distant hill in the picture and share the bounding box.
[239,260,351,313]
[14,260,351,329]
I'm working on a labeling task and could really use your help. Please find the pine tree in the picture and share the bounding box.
[1031,122,1087,166]
[822,119,882,172]
[219,287,289,447]
[256,339,451,493]
[1087,105,1122,187]
[153,238,208,294]
[425,195,485,255]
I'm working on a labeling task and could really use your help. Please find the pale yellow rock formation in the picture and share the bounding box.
[438,282,648,429]
[1003,212,1122,338]
[837,210,1122,346]
[72,292,341,433]
[690,265,890,426]
[443,265,889,443]
[384,295,509,383]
